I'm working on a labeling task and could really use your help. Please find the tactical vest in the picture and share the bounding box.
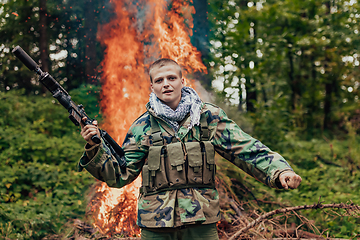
[141,112,216,196]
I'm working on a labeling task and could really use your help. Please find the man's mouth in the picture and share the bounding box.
[163,90,173,94]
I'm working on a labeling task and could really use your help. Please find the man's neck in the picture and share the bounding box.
[164,100,180,110]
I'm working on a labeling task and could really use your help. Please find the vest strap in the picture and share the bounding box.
[200,112,209,141]
[150,115,163,146]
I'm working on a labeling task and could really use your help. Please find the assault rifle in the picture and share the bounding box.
[12,46,126,173]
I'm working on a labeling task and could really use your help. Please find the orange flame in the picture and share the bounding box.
[88,0,207,237]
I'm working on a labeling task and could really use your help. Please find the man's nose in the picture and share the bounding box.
[163,78,170,86]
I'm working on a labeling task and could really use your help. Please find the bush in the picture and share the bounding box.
[0,87,100,239]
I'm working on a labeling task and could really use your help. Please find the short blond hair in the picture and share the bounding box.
[149,58,182,82]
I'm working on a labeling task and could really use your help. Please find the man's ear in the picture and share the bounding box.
[150,82,154,92]
[181,78,185,86]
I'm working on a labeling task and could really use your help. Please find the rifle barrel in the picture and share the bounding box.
[12,46,41,73]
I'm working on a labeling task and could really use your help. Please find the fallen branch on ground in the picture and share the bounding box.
[228,201,360,240]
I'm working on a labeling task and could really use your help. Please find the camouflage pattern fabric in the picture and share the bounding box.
[141,222,219,239]
[78,102,294,228]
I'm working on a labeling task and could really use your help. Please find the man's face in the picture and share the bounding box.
[150,64,184,110]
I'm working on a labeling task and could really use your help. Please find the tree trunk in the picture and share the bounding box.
[287,45,297,110]
[246,22,257,113]
[323,1,332,130]
[323,74,334,130]
[307,53,319,136]
[192,0,212,89]
[84,0,98,84]
[39,0,49,93]
[246,79,257,112]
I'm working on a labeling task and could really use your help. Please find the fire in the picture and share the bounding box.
[88,0,207,237]
[152,0,207,77]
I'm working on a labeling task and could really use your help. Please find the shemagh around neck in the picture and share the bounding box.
[149,86,202,132]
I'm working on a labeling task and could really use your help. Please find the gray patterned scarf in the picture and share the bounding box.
[149,86,202,132]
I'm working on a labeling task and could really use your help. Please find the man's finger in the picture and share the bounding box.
[280,176,289,190]
[84,127,97,137]
[288,175,302,189]
[80,117,87,128]
[279,172,302,190]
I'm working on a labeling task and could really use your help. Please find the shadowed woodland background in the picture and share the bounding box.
[0,0,360,239]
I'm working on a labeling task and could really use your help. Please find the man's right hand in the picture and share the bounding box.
[80,117,100,146]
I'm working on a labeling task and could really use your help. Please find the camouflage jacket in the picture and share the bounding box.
[78,102,293,228]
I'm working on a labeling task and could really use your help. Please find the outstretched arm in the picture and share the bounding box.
[207,105,301,189]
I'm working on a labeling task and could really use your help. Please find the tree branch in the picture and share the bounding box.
[229,202,360,240]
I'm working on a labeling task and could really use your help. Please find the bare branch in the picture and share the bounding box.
[229,202,360,240]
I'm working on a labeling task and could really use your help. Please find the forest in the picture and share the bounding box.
[0,0,360,239]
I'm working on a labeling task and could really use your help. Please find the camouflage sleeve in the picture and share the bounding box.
[77,115,150,188]
[211,108,293,189]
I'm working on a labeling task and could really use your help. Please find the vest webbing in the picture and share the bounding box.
[150,115,163,146]
[142,112,215,196]
[200,112,209,141]
[149,112,209,145]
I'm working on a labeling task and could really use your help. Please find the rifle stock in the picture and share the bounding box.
[12,46,127,174]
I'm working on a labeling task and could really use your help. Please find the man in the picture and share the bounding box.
[78,58,302,240]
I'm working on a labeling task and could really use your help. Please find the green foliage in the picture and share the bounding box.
[249,92,291,150]
[208,0,360,137]
[278,136,360,237]
[0,88,99,239]
[0,0,40,93]
[0,0,108,93]
[44,0,109,90]
[69,84,102,121]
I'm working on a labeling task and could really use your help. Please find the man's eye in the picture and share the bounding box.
[155,79,162,83]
